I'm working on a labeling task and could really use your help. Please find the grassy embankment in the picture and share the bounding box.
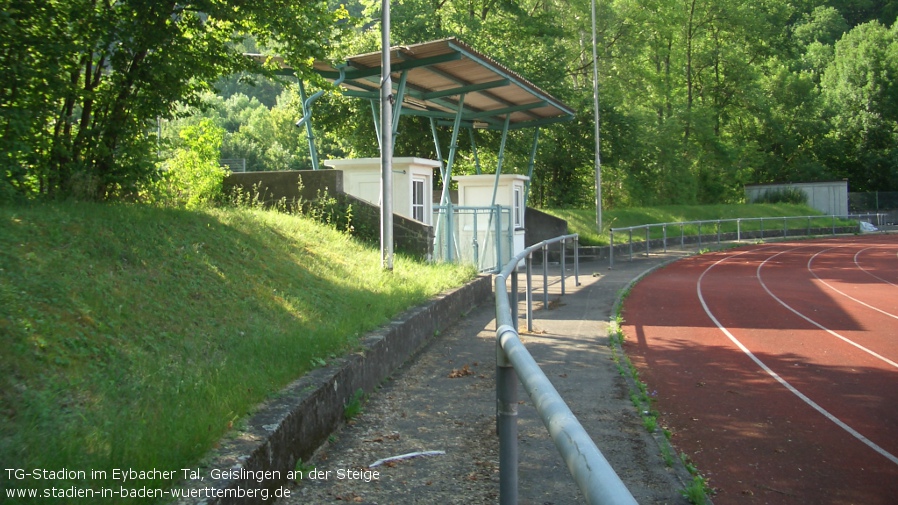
[545,203,846,246]
[0,202,475,503]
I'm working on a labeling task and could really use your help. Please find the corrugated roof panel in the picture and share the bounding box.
[309,38,574,129]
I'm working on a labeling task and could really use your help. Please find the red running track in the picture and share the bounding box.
[621,234,898,504]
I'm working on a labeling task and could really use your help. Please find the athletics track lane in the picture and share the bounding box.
[621,235,898,504]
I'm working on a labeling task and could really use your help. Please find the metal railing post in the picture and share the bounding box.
[526,255,534,332]
[472,211,480,268]
[511,267,519,325]
[542,244,549,309]
[628,229,633,262]
[609,230,615,270]
[496,324,518,505]
[574,236,581,286]
[698,222,703,249]
[663,225,668,252]
[717,220,721,245]
[560,238,567,296]
[645,226,650,256]
[737,218,741,241]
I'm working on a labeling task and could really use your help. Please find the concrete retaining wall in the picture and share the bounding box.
[525,207,568,247]
[223,170,433,259]
[174,275,493,504]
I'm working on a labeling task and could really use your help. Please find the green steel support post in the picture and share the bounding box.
[438,94,467,207]
[431,118,447,253]
[297,68,345,170]
[298,81,321,170]
[392,71,409,139]
[468,128,482,175]
[524,128,540,208]
[489,116,513,209]
[370,99,381,152]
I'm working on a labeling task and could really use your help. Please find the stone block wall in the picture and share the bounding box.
[223,170,433,259]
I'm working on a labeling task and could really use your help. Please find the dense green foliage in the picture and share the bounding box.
[2,0,897,207]
[0,202,475,503]
[0,0,347,201]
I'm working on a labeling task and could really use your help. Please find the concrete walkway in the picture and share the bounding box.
[276,251,696,504]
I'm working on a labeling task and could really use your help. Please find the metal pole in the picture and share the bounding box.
[543,243,549,309]
[609,229,614,270]
[645,226,650,257]
[526,256,534,332]
[591,0,602,234]
[380,0,393,271]
[560,238,566,296]
[511,268,519,327]
[496,324,518,505]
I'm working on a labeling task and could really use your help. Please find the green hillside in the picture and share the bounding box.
[546,203,829,245]
[0,202,475,503]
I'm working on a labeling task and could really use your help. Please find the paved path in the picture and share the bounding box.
[276,251,693,504]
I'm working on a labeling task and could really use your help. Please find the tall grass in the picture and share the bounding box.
[0,202,475,503]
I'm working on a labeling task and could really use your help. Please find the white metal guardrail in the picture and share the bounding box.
[494,234,638,505]
[609,213,888,268]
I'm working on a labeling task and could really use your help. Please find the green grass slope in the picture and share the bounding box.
[545,203,828,245]
[0,202,475,503]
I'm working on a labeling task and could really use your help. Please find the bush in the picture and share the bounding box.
[153,119,228,209]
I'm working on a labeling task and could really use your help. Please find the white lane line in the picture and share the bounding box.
[697,250,898,466]
[757,248,898,369]
[853,247,898,288]
[807,247,898,320]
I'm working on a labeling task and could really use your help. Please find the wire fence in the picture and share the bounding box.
[433,204,514,272]
[609,213,888,268]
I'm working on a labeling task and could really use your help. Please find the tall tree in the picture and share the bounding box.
[0,0,347,200]
[820,19,898,191]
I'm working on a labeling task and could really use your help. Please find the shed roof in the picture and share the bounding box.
[311,38,575,131]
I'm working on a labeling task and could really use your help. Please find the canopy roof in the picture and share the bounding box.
[311,38,575,131]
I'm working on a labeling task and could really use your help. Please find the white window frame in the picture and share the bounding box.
[412,176,426,222]
[513,185,524,229]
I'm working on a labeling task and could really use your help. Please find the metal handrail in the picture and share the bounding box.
[494,234,637,505]
[609,213,888,268]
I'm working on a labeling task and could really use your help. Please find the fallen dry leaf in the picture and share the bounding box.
[448,365,474,378]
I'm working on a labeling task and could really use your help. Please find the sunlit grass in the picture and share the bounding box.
[544,203,848,245]
[0,202,475,504]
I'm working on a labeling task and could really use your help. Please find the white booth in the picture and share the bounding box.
[324,157,438,225]
[450,174,529,267]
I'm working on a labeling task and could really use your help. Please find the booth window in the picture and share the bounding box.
[514,186,524,229]
[412,177,426,222]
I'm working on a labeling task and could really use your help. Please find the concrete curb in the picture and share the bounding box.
[173,275,493,504]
